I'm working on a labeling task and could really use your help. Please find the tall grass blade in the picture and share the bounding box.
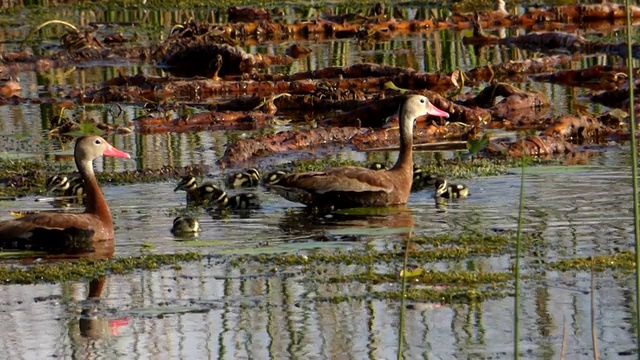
[591,259,599,360]
[561,318,567,360]
[514,139,526,359]
[397,228,413,360]
[624,0,640,353]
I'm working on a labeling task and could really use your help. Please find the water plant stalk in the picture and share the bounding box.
[624,0,640,353]
[591,259,599,360]
[514,140,526,359]
[397,230,413,360]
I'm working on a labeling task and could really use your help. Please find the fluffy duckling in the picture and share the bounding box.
[368,162,388,171]
[226,168,260,188]
[46,175,85,197]
[262,170,288,186]
[174,176,217,205]
[171,216,200,235]
[411,165,434,192]
[434,177,469,199]
[208,186,261,210]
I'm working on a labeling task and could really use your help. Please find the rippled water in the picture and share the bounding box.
[1,149,639,359]
[0,1,638,358]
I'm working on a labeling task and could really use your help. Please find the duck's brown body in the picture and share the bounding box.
[271,166,413,208]
[0,135,130,253]
[268,95,448,209]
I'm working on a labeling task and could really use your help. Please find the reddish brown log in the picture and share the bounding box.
[540,114,603,139]
[532,65,629,90]
[217,127,368,168]
[135,111,274,134]
[489,135,574,158]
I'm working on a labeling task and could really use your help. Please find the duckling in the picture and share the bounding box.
[411,165,434,192]
[226,168,261,188]
[262,170,288,185]
[434,177,469,199]
[171,216,200,235]
[46,175,85,197]
[209,188,261,210]
[174,176,217,205]
[368,162,388,171]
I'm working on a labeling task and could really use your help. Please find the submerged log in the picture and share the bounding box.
[459,83,549,125]
[217,127,368,167]
[532,65,629,90]
[489,135,574,158]
[540,114,603,139]
[159,43,258,78]
[135,111,275,134]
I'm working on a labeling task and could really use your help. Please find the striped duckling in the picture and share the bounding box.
[226,168,260,188]
[171,216,200,236]
[174,176,217,205]
[411,164,434,192]
[207,185,261,211]
[46,175,85,197]
[262,170,288,186]
[368,162,388,171]
[434,177,469,199]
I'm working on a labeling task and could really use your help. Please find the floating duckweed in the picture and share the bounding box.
[288,157,509,178]
[327,270,511,286]
[0,252,202,284]
[229,232,520,268]
[550,251,636,272]
[320,288,508,304]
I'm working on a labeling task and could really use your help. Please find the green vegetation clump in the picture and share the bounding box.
[228,231,518,304]
[550,251,637,272]
[0,252,202,284]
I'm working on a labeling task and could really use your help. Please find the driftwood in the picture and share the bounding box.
[488,135,574,158]
[135,111,275,134]
[540,114,603,139]
[218,127,368,167]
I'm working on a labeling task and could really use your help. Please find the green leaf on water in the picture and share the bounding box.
[399,268,424,278]
[384,81,410,94]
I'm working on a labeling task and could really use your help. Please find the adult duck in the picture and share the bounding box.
[268,95,449,208]
[0,135,130,249]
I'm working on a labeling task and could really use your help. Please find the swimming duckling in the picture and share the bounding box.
[174,176,217,205]
[368,162,388,171]
[208,187,261,210]
[434,177,469,199]
[226,168,261,188]
[262,170,288,185]
[411,165,434,192]
[46,175,85,197]
[171,216,200,235]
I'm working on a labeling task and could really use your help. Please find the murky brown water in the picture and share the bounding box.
[0,2,638,359]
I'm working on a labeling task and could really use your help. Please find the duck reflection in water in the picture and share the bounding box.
[79,277,130,339]
[277,205,415,242]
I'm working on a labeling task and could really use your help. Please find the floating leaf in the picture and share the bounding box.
[399,268,424,278]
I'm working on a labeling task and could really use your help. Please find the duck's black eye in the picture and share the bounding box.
[420,98,425,103]
[94,139,102,145]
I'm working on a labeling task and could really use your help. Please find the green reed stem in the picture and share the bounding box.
[397,230,412,360]
[514,140,526,359]
[624,0,640,354]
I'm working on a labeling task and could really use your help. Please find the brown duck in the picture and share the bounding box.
[267,95,449,208]
[0,135,130,250]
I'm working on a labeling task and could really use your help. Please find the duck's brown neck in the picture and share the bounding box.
[77,158,112,226]
[391,112,413,173]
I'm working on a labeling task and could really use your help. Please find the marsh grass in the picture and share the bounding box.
[624,0,640,353]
